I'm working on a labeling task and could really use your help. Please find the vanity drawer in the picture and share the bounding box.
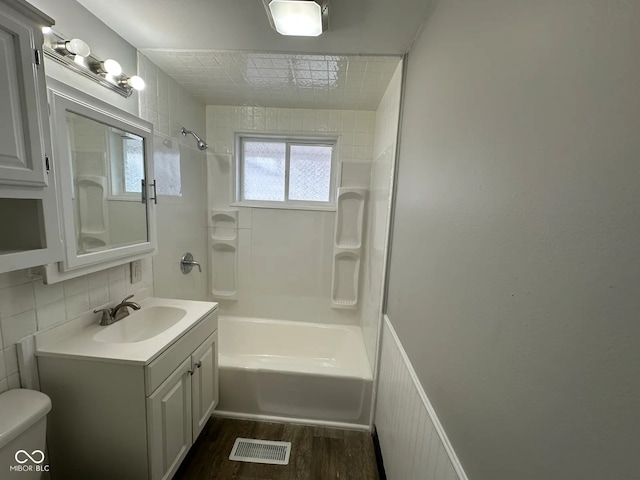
[145,310,217,396]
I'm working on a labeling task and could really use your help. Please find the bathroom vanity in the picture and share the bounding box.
[35,297,218,480]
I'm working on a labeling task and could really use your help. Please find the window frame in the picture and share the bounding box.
[233,133,340,211]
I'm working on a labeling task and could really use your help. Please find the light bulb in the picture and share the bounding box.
[42,26,52,34]
[65,38,91,57]
[103,59,122,76]
[128,75,145,91]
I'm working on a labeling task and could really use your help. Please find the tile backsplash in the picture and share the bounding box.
[0,258,153,392]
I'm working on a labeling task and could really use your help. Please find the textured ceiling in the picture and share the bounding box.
[141,50,401,110]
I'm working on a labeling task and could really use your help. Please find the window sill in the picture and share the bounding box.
[231,201,336,212]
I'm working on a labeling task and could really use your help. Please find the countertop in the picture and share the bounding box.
[35,297,217,366]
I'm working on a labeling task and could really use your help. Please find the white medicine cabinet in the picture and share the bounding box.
[43,80,157,283]
[0,0,63,274]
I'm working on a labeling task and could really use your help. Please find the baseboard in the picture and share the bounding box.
[212,410,371,432]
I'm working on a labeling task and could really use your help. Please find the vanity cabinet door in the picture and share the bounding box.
[0,6,49,187]
[191,331,219,440]
[147,358,193,480]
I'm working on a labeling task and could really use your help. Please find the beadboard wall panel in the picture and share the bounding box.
[375,315,467,480]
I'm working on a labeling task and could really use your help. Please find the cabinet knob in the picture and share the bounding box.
[195,361,202,369]
[188,369,194,375]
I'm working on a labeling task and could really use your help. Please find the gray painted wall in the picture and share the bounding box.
[386,1,640,479]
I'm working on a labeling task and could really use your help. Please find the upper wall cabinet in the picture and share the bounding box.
[0,0,63,274]
[43,80,157,283]
[0,0,52,187]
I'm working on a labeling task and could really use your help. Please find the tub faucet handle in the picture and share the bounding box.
[180,252,202,274]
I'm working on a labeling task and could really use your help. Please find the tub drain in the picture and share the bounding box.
[229,438,291,465]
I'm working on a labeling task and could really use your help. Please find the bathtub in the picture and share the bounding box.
[216,316,373,429]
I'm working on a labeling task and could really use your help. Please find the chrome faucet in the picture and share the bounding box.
[94,294,141,326]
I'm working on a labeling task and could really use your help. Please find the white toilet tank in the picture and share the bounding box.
[0,389,52,479]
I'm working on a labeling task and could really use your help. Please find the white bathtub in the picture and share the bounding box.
[216,316,373,428]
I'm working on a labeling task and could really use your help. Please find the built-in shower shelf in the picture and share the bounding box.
[210,210,239,300]
[331,188,367,309]
[211,210,239,241]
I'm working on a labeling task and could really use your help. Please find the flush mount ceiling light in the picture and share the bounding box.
[263,0,329,37]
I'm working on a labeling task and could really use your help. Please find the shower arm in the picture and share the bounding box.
[181,127,208,151]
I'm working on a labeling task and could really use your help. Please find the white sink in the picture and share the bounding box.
[93,306,187,344]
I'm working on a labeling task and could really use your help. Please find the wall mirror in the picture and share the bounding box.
[44,79,156,282]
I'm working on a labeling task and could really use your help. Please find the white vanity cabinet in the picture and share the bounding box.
[0,0,51,187]
[147,331,219,480]
[37,308,219,480]
[0,0,63,273]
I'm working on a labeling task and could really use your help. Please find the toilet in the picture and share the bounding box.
[0,389,52,479]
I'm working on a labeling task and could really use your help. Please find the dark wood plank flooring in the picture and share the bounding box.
[175,417,380,480]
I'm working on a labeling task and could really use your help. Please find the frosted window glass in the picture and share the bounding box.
[288,145,332,202]
[124,137,144,193]
[243,141,286,201]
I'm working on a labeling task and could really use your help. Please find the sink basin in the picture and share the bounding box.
[93,306,187,343]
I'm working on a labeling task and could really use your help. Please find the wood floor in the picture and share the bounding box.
[175,416,380,480]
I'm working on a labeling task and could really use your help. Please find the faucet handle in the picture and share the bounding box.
[93,308,112,325]
[119,294,135,304]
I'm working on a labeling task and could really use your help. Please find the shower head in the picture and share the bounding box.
[181,127,208,151]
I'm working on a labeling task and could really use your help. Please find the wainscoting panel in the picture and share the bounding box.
[375,315,468,480]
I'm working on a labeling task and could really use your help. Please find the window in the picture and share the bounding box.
[108,129,145,199]
[123,137,144,193]
[235,135,338,210]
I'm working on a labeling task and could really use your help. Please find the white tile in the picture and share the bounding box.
[0,284,35,318]
[63,276,88,297]
[108,279,126,301]
[87,270,108,289]
[36,298,67,331]
[107,266,126,284]
[3,345,18,376]
[65,292,90,320]
[33,280,64,308]
[89,286,109,309]
[7,373,20,389]
[0,349,5,379]
[0,310,37,346]
[0,269,33,289]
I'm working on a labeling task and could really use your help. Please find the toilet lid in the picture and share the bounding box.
[0,389,52,449]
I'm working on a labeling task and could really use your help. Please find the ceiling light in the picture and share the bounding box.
[263,0,329,37]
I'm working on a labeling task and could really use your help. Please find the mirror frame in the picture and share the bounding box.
[43,79,156,281]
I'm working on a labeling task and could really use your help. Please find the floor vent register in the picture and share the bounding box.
[229,438,292,465]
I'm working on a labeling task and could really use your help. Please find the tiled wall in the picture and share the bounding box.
[375,316,467,480]
[360,62,404,370]
[138,54,208,301]
[0,259,153,392]
[206,105,375,324]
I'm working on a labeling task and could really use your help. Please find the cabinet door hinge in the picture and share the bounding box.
[34,49,41,66]
[45,156,50,172]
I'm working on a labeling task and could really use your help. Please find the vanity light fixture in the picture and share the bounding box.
[262,0,329,37]
[42,28,145,98]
